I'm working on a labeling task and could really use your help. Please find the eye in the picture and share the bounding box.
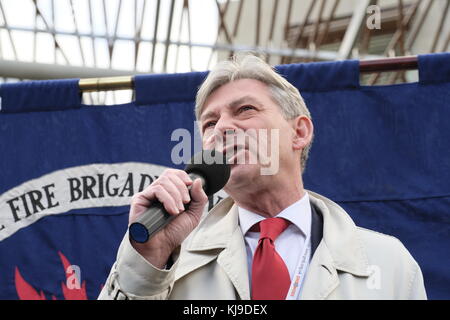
[238,105,256,113]
[203,121,216,130]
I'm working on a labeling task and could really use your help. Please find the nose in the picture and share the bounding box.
[204,115,238,150]
[214,114,238,138]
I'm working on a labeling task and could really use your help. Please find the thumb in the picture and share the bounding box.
[190,178,208,204]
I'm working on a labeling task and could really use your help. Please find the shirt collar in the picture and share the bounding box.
[238,192,311,238]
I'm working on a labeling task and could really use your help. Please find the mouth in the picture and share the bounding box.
[222,144,247,165]
[222,145,248,167]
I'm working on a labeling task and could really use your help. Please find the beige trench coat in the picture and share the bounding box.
[98,190,427,300]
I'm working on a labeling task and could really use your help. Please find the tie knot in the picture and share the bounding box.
[257,217,290,242]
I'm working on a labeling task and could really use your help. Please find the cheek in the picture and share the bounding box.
[201,130,216,149]
[271,126,296,156]
[265,120,292,144]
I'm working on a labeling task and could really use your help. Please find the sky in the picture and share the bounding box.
[0,0,219,73]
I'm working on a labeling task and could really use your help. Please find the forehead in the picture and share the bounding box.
[200,79,274,119]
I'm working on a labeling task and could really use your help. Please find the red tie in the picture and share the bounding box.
[251,217,291,300]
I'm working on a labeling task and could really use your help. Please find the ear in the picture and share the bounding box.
[291,115,314,151]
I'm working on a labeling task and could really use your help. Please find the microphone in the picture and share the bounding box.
[129,150,231,243]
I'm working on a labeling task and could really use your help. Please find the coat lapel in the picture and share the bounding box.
[300,198,340,299]
[300,241,340,299]
[216,225,250,300]
[310,201,323,255]
[301,191,371,299]
[175,197,250,300]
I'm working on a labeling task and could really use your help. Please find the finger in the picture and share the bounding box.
[189,178,208,204]
[131,194,151,208]
[166,169,193,186]
[149,185,181,215]
[167,174,191,204]
[138,173,188,211]
[157,176,186,211]
[129,193,152,221]
[139,176,182,206]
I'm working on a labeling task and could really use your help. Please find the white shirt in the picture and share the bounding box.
[238,192,312,291]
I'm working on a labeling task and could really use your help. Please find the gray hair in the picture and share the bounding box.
[195,53,313,172]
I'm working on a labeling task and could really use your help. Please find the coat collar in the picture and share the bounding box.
[175,197,251,299]
[188,196,238,251]
[307,190,370,277]
[302,191,371,299]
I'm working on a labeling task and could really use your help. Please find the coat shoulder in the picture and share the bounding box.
[355,226,421,277]
[353,226,427,299]
[356,226,401,244]
[356,226,412,259]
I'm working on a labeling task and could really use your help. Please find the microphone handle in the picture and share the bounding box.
[129,173,206,243]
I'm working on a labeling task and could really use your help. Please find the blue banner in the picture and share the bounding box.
[0,53,449,299]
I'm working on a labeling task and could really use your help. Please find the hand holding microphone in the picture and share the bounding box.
[128,150,230,269]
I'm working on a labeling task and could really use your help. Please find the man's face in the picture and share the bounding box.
[199,78,301,192]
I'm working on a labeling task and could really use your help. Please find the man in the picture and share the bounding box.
[98,54,427,300]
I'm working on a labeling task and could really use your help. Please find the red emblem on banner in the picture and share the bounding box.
[14,251,99,300]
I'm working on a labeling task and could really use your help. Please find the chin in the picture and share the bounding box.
[225,163,260,190]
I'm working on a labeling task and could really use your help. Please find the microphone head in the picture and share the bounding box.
[185,150,231,196]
